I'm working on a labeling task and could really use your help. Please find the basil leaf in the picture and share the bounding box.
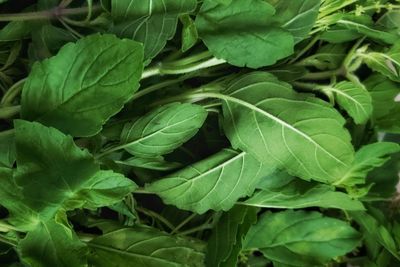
[195,0,294,68]
[110,0,197,62]
[362,43,400,82]
[9,120,136,227]
[88,226,205,266]
[267,0,321,43]
[221,72,354,183]
[324,80,372,124]
[245,175,364,210]
[19,219,87,267]
[0,21,32,42]
[21,34,144,137]
[335,142,400,186]
[120,103,207,158]
[180,14,198,52]
[147,149,273,213]
[244,210,361,266]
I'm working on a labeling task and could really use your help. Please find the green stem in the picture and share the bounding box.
[163,51,212,67]
[133,188,154,195]
[130,77,186,102]
[136,207,175,231]
[292,81,318,90]
[0,234,17,247]
[342,37,365,69]
[0,78,26,106]
[171,213,197,234]
[141,57,226,79]
[177,224,213,236]
[95,143,128,159]
[59,17,83,38]
[0,105,20,119]
[0,129,14,138]
[0,221,21,233]
[288,35,320,64]
[301,68,344,80]
[0,5,101,22]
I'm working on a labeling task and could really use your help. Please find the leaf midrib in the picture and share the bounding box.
[202,92,349,167]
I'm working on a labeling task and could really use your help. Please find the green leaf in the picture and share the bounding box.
[350,210,400,260]
[10,120,136,227]
[21,34,144,137]
[322,80,372,124]
[364,74,400,132]
[336,16,399,45]
[120,103,207,157]
[335,142,400,187]
[110,0,197,62]
[378,10,400,29]
[299,43,347,70]
[267,0,321,43]
[320,26,361,43]
[147,149,272,214]
[19,219,87,267]
[0,132,15,168]
[116,156,182,171]
[220,72,354,183]
[206,206,258,267]
[195,0,294,68]
[0,21,31,42]
[244,210,361,266]
[180,14,198,52]
[88,226,205,267]
[362,43,400,82]
[365,74,399,120]
[245,171,364,210]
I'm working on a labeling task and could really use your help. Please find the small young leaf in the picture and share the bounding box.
[180,14,198,52]
[120,103,207,158]
[19,219,87,267]
[323,80,372,124]
[21,34,144,137]
[147,149,273,214]
[362,43,400,82]
[88,226,205,267]
[244,210,361,266]
[335,142,400,186]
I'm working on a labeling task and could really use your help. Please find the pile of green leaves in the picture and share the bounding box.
[0,0,399,266]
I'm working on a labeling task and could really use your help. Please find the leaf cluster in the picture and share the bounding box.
[0,0,399,266]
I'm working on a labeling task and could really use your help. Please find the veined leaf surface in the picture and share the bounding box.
[244,210,361,266]
[120,103,207,158]
[21,34,144,137]
[220,72,354,183]
[88,226,205,267]
[147,149,272,214]
[110,0,197,61]
[195,0,294,68]
[322,80,372,124]
[11,120,136,226]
